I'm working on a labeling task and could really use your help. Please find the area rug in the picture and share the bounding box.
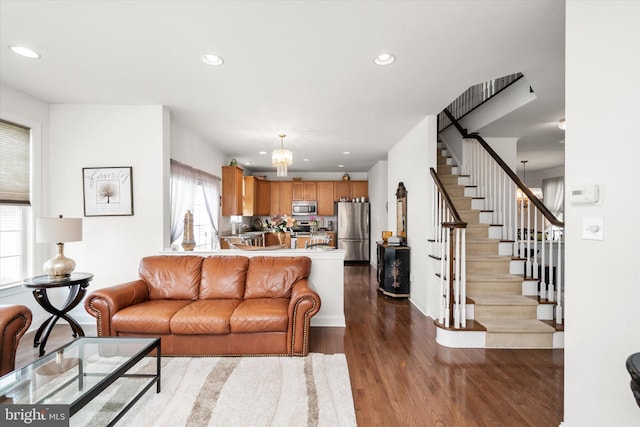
[72,353,356,427]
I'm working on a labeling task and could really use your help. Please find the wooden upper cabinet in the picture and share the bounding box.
[270,181,293,215]
[316,181,335,216]
[243,177,271,216]
[350,181,368,199]
[222,166,244,216]
[256,179,270,215]
[279,181,293,215]
[293,182,317,200]
[333,181,351,201]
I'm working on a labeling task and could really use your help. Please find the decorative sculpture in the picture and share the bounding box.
[182,210,196,251]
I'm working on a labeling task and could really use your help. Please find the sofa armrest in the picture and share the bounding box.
[287,278,321,356]
[84,280,149,336]
[0,304,32,376]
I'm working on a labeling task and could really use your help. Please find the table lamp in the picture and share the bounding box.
[36,215,83,277]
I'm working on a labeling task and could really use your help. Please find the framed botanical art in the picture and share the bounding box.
[82,166,134,216]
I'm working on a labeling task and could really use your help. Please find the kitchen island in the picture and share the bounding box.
[159,248,346,327]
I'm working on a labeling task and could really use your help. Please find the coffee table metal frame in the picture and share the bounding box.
[0,337,161,427]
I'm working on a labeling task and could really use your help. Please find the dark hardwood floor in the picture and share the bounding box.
[16,265,564,426]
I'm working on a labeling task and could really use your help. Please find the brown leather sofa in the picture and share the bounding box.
[0,304,32,376]
[84,255,321,356]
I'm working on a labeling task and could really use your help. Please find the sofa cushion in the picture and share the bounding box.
[112,300,192,334]
[139,255,203,300]
[244,256,311,299]
[170,300,241,334]
[199,256,249,299]
[230,298,289,333]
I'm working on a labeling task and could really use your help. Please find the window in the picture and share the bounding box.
[192,183,215,250]
[170,160,221,250]
[0,119,31,287]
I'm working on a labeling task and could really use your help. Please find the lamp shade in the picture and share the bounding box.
[36,217,83,243]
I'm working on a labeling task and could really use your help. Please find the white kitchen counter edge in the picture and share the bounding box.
[158,249,346,327]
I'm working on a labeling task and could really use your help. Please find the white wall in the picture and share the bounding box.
[387,116,438,316]
[564,2,640,426]
[461,77,537,134]
[0,85,50,325]
[48,105,170,322]
[367,160,388,267]
[484,137,519,173]
[170,120,227,179]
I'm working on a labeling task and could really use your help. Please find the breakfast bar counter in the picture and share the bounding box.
[159,248,347,327]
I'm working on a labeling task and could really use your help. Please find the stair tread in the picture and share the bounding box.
[467,254,512,261]
[469,294,538,306]
[466,237,500,243]
[467,273,523,281]
[478,319,556,334]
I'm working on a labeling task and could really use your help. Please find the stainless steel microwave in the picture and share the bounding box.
[292,200,317,216]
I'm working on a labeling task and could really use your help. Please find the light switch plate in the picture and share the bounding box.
[582,217,603,240]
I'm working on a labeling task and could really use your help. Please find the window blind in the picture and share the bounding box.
[0,119,30,205]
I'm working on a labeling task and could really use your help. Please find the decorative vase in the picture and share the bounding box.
[276,232,285,245]
[182,210,196,251]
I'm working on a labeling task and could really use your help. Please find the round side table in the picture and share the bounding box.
[22,272,93,356]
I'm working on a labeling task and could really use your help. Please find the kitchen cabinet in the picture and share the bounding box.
[243,177,271,216]
[292,231,336,249]
[316,182,335,216]
[270,181,293,215]
[222,166,244,216]
[334,181,351,201]
[265,231,291,247]
[350,181,368,199]
[333,180,368,202]
[292,182,317,201]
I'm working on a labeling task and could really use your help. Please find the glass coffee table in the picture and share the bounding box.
[0,337,160,426]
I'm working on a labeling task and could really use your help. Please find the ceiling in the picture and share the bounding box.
[0,0,565,174]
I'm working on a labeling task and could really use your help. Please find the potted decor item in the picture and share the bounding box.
[270,214,294,245]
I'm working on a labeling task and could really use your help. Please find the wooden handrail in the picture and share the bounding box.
[430,167,467,228]
[443,109,564,228]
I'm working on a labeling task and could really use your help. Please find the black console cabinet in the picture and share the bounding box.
[376,242,411,298]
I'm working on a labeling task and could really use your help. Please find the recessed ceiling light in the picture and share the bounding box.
[342,151,351,155]
[303,158,310,162]
[258,151,267,155]
[338,164,345,168]
[374,53,395,66]
[245,161,252,165]
[201,53,224,66]
[9,45,40,59]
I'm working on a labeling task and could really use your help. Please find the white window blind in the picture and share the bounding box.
[0,120,31,205]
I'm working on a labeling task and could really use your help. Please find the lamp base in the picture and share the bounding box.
[43,243,76,277]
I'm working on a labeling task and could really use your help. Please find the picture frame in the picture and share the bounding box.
[82,166,134,216]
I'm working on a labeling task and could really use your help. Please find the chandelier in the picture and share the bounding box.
[272,134,292,177]
[517,160,543,208]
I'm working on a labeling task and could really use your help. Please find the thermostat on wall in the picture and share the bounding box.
[570,184,599,205]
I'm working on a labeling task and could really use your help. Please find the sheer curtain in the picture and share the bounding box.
[198,171,221,249]
[542,176,564,221]
[170,160,196,244]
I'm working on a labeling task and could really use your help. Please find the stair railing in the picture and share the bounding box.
[438,72,523,132]
[443,109,565,324]
[430,167,467,329]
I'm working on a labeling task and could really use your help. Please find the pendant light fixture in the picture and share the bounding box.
[517,160,544,207]
[272,134,292,177]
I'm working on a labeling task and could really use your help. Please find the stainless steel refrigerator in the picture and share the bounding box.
[336,202,369,262]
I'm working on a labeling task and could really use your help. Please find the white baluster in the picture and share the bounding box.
[556,238,563,324]
[454,228,461,329]
[460,229,467,326]
[540,219,547,300]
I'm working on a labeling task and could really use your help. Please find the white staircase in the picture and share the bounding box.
[433,145,563,348]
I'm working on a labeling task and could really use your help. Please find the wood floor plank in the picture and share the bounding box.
[15,264,563,426]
